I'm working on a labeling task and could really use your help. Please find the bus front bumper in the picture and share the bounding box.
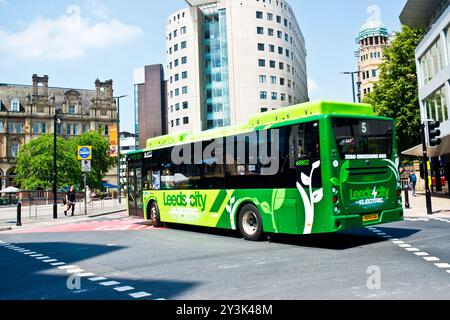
[331,207,404,232]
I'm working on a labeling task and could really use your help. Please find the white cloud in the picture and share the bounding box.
[0,5,142,61]
[307,79,319,94]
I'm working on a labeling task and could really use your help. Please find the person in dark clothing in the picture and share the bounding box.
[64,186,76,216]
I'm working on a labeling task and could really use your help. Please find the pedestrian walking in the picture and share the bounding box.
[64,186,76,216]
[409,171,417,197]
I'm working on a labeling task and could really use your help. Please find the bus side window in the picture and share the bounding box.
[152,170,161,190]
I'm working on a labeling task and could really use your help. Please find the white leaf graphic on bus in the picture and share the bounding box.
[296,160,323,235]
[226,192,236,229]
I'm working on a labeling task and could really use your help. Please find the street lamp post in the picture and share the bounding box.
[53,113,60,219]
[115,95,127,204]
[340,71,360,103]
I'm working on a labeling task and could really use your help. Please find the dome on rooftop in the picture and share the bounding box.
[359,19,389,40]
[360,20,386,32]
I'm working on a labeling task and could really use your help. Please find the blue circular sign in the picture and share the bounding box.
[79,147,91,159]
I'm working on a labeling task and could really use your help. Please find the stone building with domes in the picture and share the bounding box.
[357,20,391,101]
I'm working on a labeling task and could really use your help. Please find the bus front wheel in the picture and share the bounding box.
[238,204,263,241]
[149,202,162,228]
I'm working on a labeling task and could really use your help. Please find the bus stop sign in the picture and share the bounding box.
[78,146,92,160]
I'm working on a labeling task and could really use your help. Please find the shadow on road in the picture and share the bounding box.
[0,241,199,300]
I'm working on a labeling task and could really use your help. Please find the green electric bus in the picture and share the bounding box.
[126,101,403,241]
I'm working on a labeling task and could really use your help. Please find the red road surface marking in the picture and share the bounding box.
[11,217,165,234]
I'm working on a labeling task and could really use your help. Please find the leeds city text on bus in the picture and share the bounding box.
[126,100,403,241]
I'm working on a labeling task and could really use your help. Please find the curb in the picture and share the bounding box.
[0,226,13,232]
[88,209,126,218]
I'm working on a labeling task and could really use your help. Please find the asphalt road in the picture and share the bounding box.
[0,214,449,300]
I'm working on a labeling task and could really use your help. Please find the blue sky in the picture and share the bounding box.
[0,0,406,132]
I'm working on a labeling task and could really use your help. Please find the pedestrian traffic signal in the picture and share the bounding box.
[428,121,441,147]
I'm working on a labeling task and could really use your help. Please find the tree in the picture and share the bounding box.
[73,131,116,190]
[15,134,81,190]
[364,25,425,153]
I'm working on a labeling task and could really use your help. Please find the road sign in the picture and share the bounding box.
[78,146,92,160]
[82,160,91,173]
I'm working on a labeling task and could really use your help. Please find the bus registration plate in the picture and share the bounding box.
[363,214,379,222]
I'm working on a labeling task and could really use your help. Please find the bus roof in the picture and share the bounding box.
[128,100,376,155]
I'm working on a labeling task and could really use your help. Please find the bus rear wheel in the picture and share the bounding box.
[149,202,162,228]
[238,204,263,241]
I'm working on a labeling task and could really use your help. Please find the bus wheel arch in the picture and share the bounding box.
[147,200,162,228]
[236,201,264,241]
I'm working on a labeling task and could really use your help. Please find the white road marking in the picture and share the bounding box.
[114,286,134,292]
[392,241,404,244]
[58,265,76,269]
[35,256,50,260]
[129,292,152,299]
[51,262,66,266]
[134,225,146,230]
[405,248,420,252]
[24,252,36,255]
[43,259,58,263]
[30,254,43,257]
[100,281,121,286]
[78,273,96,277]
[414,252,429,256]
[66,269,84,273]
[88,277,107,282]
[423,257,440,262]
[398,244,412,248]
[434,263,450,268]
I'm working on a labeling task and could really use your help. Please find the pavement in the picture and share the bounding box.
[402,192,450,218]
[0,198,127,231]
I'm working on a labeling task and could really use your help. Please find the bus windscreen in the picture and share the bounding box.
[332,118,394,160]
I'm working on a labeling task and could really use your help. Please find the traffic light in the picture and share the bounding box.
[428,121,442,147]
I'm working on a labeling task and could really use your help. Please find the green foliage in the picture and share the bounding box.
[15,134,80,190]
[15,131,115,190]
[364,25,425,153]
[74,131,116,190]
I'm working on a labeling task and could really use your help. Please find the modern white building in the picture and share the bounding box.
[400,0,450,194]
[166,0,309,133]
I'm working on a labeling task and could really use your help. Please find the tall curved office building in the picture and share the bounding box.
[166,0,309,133]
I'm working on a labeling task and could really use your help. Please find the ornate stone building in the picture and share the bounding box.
[0,74,118,189]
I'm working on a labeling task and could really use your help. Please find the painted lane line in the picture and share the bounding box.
[78,273,96,278]
[24,252,36,255]
[414,252,429,256]
[30,254,43,257]
[423,257,440,262]
[88,277,107,282]
[58,265,76,270]
[35,256,50,260]
[447,270,450,274]
[66,269,84,274]
[51,262,66,266]
[405,248,420,252]
[129,292,152,299]
[398,244,412,248]
[18,250,30,253]
[434,263,450,268]
[100,281,121,287]
[392,241,404,244]
[114,286,135,292]
[43,259,58,263]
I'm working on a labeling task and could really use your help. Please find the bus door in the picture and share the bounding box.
[127,162,144,218]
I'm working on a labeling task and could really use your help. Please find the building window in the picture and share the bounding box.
[267,13,273,21]
[276,15,281,23]
[258,59,266,67]
[259,75,267,84]
[181,41,187,49]
[182,71,188,79]
[181,56,187,64]
[171,120,174,128]
[372,69,377,78]
[420,37,444,86]
[175,74,179,81]
[257,27,264,35]
[82,124,88,133]
[269,45,275,53]
[279,62,284,70]
[175,103,180,111]
[268,28,274,36]
[270,60,276,68]
[260,91,268,100]
[176,118,180,126]
[258,43,265,51]
[256,11,263,19]
[261,108,268,113]
[278,46,283,55]
[425,86,448,122]
[271,92,278,100]
[34,123,40,134]
[175,88,180,96]
[174,59,179,67]
[271,76,277,84]
[11,143,19,158]
[183,101,189,109]
[277,31,282,38]
[183,117,189,124]
[180,26,187,34]
[68,105,76,114]
[11,100,20,112]
[281,93,286,101]
[182,86,188,94]
[0,122,3,133]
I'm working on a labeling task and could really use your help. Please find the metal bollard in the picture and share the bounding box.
[404,186,410,209]
[16,202,22,227]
